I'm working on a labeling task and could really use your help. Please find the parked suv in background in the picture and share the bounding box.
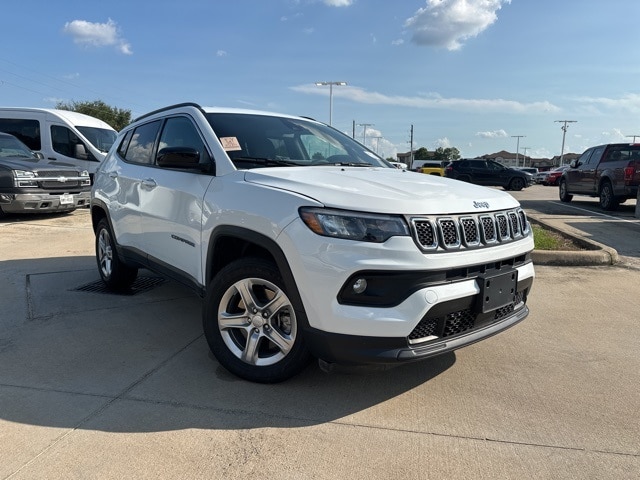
[445,159,532,191]
[559,143,640,210]
[91,103,535,383]
[0,132,90,217]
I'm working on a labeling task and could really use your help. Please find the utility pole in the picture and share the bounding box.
[409,124,414,169]
[358,123,374,147]
[511,135,525,167]
[555,120,577,166]
[372,136,383,154]
[522,147,530,167]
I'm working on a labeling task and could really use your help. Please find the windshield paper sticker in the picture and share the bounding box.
[220,137,242,151]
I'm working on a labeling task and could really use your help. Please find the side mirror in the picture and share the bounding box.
[75,143,89,160]
[157,147,208,171]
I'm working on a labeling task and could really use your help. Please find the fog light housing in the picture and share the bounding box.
[352,278,367,294]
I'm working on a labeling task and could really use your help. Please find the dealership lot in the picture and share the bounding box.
[1,195,639,479]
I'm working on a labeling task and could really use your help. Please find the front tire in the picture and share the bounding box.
[559,179,573,202]
[599,181,618,211]
[95,218,138,291]
[203,258,311,383]
[508,177,525,191]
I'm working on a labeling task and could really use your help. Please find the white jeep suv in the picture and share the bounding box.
[91,103,535,383]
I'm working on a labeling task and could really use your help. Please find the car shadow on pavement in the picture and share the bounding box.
[0,256,456,433]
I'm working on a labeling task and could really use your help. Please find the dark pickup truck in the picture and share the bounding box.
[559,143,640,210]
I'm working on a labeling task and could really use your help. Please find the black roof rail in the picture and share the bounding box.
[134,102,204,122]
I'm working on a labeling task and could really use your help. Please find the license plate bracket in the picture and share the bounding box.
[476,269,518,314]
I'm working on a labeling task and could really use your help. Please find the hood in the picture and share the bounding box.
[0,156,79,172]
[244,166,520,215]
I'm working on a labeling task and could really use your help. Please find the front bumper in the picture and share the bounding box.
[304,274,532,365]
[0,191,90,213]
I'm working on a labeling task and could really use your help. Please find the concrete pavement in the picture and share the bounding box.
[1,209,639,479]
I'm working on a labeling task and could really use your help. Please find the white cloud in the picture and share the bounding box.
[405,0,511,50]
[323,0,353,6]
[574,93,640,113]
[63,19,132,55]
[476,129,508,138]
[434,137,452,149]
[291,84,559,113]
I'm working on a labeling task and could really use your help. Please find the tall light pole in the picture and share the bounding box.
[511,135,525,167]
[555,120,577,166]
[315,81,347,126]
[358,123,374,146]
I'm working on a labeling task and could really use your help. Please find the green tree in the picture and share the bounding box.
[433,147,461,161]
[413,147,432,160]
[56,100,131,131]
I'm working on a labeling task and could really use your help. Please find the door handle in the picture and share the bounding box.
[141,178,157,190]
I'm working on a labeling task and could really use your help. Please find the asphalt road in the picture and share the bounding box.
[510,183,640,268]
[0,200,639,479]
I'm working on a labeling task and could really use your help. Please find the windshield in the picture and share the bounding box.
[0,135,36,158]
[76,126,117,153]
[205,113,389,169]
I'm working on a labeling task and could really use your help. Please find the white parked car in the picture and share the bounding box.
[91,103,535,382]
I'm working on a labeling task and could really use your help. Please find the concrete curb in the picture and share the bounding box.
[527,213,619,266]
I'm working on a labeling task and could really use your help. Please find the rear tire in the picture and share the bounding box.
[599,181,618,211]
[203,258,312,383]
[559,179,573,202]
[95,218,138,291]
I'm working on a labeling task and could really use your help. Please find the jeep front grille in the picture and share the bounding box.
[411,208,529,251]
[408,292,525,344]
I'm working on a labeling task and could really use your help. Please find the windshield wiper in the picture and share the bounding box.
[232,156,299,167]
[330,162,373,167]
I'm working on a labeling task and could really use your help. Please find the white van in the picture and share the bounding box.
[0,108,117,175]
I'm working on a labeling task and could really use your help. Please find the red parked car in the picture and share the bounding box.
[542,165,569,186]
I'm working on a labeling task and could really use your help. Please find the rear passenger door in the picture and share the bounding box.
[137,115,215,287]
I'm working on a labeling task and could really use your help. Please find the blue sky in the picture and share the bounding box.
[2,0,640,160]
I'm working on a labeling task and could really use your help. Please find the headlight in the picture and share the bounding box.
[299,207,409,242]
[13,170,38,187]
[80,170,91,186]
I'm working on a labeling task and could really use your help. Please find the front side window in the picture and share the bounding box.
[0,118,41,150]
[206,113,387,169]
[122,121,161,165]
[577,148,594,166]
[51,125,93,160]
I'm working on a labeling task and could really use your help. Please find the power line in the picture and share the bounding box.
[0,56,153,112]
